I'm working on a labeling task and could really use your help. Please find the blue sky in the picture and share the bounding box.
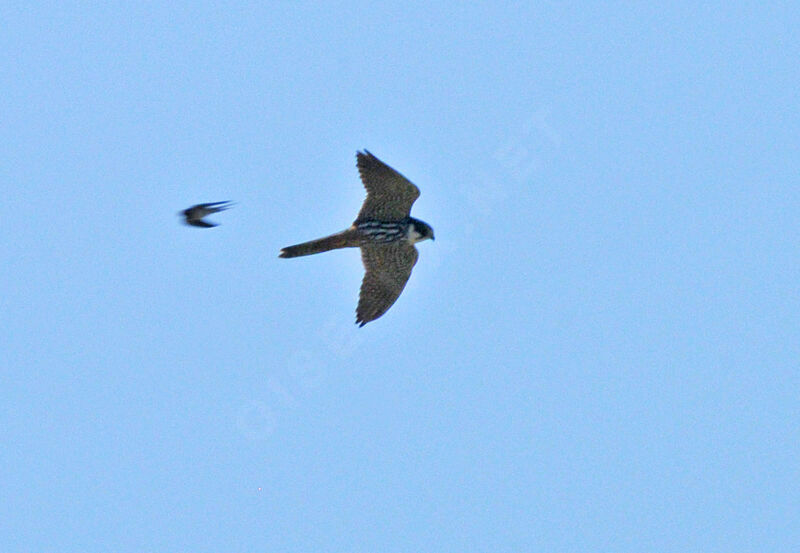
[1,2,798,552]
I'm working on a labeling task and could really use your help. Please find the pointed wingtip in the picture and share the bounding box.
[215,201,236,211]
[186,220,217,228]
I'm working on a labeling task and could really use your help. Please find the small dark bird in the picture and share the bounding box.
[280,151,434,326]
[181,201,234,228]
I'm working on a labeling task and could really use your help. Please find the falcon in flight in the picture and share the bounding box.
[280,151,434,326]
[181,201,234,228]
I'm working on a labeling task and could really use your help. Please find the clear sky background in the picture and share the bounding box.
[2,2,798,552]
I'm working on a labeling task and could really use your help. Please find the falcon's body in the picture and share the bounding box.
[280,151,434,326]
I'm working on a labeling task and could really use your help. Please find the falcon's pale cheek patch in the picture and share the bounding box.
[408,228,427,244]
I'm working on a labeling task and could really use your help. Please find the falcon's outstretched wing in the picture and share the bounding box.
[356,151,420,221]
[356,242,419,326]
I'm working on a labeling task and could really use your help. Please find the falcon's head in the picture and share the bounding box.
[408,218,435,243]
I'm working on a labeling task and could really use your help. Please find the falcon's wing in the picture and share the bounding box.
[356,151,420,221]
[356,242,419,326]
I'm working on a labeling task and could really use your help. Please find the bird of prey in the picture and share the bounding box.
[280,150,435,326]
[181,201,234,228]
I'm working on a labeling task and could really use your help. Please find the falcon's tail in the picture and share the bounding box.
[279,230,355,258]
